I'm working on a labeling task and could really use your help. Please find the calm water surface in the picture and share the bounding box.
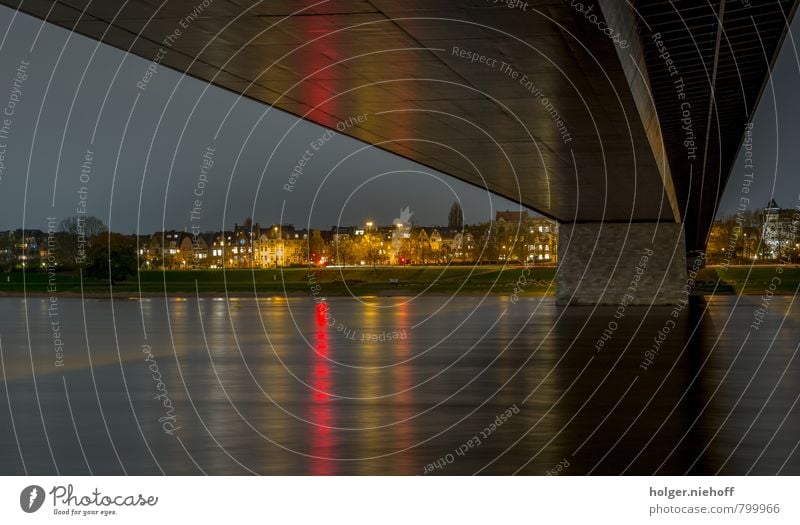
[0,294,798,475]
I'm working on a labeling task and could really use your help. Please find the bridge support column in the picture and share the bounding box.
[556,223,687,306]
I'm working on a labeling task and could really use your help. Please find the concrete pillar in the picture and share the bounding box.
[556,223,687,306]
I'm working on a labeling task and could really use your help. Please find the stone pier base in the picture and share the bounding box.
[556,223,687,306]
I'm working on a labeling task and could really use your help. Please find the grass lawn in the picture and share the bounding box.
[695,265,800,295]
[0,265,557,296]
[3,265,797,297]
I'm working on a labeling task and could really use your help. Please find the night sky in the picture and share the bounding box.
[0,6,797,234]
[716,14,800,216]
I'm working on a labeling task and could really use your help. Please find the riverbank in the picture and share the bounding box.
[0,266,557,297]
[0,265,797,298]
[694,265,800,295]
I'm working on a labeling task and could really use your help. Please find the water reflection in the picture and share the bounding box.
[309,303,335,475]
[0,295,797,475]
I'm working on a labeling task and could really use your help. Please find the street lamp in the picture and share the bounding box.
[743,233,749,261]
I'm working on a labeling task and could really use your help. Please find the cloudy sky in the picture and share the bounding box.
[0,6,797,235]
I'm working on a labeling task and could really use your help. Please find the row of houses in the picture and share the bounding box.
[7,200,794,271]
[136,212,558,269]
[140,225,311,269]
[1,211,559,271]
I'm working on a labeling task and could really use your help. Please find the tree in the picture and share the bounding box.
[85,233,137,283]
[0,231,12,272]
[59,215,106,237]
[57,215,107,269]
[364,233,382,266]
[466,223,495,263]
[397,238,413,264]
[436,243,452,264]
[448,202,464,231]
[333,237,356,265]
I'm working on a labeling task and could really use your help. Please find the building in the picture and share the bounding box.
[762,199,800,261]
[528,218,558,264]
[254,225,309,267]
[3,213,561,272]
[0,229,46,270]
[490,211,558,264]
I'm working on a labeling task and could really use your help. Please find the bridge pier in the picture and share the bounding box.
[556,222,687,306]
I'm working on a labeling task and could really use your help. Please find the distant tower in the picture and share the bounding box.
[763,199,781,259]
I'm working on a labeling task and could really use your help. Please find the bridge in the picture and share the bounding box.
[4,0,796,304]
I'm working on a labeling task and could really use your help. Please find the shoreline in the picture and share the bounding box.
[1,265,797,299]
[0,289,542,299]
[0,289,784,300]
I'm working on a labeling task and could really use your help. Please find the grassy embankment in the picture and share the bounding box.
[693,265,800,295]
[2,265,797,297]
[0,265,556,296]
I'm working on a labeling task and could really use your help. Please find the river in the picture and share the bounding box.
[0,294,798,475]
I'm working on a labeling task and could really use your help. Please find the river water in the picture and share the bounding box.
[0,294,798,475]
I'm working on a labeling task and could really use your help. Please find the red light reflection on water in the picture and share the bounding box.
[309,301,335,474]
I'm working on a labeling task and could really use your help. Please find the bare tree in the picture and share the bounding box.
[59,215,106,237]
[56,215,107,268]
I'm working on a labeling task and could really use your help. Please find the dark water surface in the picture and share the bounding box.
[1,294,798,475]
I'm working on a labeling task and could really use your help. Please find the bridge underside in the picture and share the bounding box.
[2,0,796,303]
